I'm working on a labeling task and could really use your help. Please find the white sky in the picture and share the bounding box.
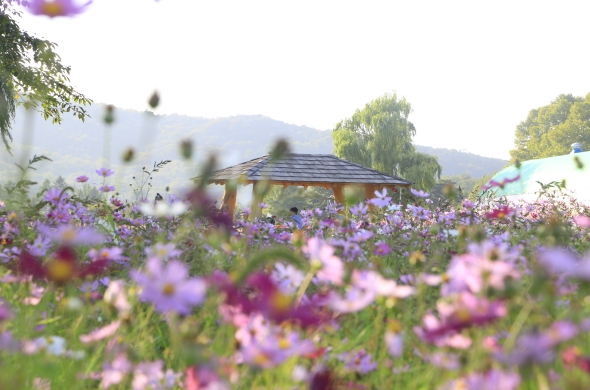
[17,0,590,159]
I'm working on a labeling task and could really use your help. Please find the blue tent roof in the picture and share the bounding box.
[484,151,590,200]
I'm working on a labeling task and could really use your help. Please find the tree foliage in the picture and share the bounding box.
[0,5,92,152]
[332,92,441,190]
[510,93,590,162]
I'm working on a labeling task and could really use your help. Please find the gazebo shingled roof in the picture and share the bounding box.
[192,153,412,219]
[198,153,412,186]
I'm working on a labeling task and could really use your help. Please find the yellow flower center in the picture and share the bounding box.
[100,250,110,258]
[270,292,291,313]
[162,283,175,296]
[47,260,74,283]
[254,353,269,366]
[497,212,506,218]
[41,2,65,17]
[278,338,291,349]
[386,320,402,333]
[158,248,167,257]
[62,229,76,242]
[455,308,472,322]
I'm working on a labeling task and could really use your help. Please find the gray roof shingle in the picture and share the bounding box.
[192,154,412,186]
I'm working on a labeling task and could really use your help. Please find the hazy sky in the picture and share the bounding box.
[17,0,590,159]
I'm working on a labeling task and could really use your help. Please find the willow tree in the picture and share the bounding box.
[0,3,92,152]
[332,92,441,191]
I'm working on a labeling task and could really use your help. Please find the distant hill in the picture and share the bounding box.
[1,104,506,201]
[415,145,507,178]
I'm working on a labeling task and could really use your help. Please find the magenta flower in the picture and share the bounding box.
[99,185,115,193]
[96,168,115,177]
[76,175,89,183]
[28,0,91,18]
[131,257,207,315]
[373,241,392,256]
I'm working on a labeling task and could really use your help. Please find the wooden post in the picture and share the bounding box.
[332,184,345,215]
[250,182,264,221]
[220,183,237,220]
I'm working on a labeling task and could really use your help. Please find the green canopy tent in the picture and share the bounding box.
[483,149,590,203]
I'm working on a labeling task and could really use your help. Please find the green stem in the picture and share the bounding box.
[503,301,533,351]
[295,267,317,305]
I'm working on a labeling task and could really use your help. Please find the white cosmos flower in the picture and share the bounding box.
[140,202,188,217]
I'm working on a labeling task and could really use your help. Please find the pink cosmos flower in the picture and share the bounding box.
[185,365,230,390]
[131,257,207,315]
[88,247,123,262]
[80,320,121,344]
[104,280,131,314]
[100,354,132,388]
[76,175,89,183]
[303,238,344,285]
[414,293,507,344]
[28,0,91,18]
[96,167,115,177]
[574,215,590,228]
[442,251,519,296]
[99,185,115,193]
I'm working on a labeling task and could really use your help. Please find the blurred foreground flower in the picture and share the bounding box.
[131,257,207,315]
[18,246,110,285]
[139,201,187,217]
[96,167,115,177]
[28,0,91,17]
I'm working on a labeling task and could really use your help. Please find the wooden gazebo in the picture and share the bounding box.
[192,153,412,218]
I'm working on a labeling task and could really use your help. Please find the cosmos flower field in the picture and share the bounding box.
[2,166,590,390]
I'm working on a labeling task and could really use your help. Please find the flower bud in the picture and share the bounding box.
[148,91,160,109]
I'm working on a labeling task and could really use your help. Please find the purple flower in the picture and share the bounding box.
[27,236,52,257]
[96,168,115,177]
[38,224,105,246]
[99,185,115,193]
[44,188,67,205]
[350,203,368,216]
[538,247,590,280]
[131,257,207,315]
[28,0,91,18]
[373,241,391,256]
[410,188,430,198]
[76,175,89,183]
[338,350,377,374]
[440,370,521,390]
[369,188,391,208]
